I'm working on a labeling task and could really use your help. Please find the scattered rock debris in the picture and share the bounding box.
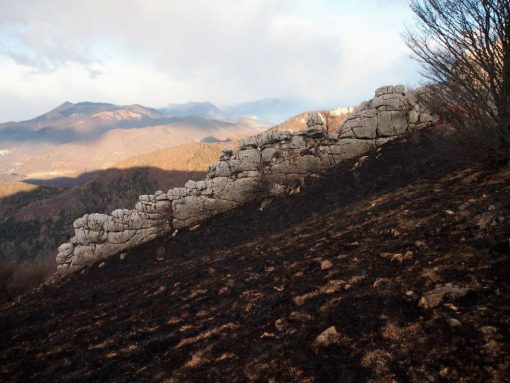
[418,284,472,309]
[1,132,509,382]
[313,326,340,348]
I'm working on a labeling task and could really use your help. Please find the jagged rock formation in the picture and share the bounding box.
[56,85,435,271]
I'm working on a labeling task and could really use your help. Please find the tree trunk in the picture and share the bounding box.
[503,16,510,165]
[505,127,510,166]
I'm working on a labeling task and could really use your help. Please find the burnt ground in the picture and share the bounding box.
[0,130,509,383]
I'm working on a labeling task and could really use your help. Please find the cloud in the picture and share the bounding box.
[0,0,421,121]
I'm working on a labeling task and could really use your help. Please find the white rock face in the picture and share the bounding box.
[340,84,422,143]
[340,109,377,139]
[56,85,436,272]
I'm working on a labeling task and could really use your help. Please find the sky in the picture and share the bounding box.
[0,0,421,122]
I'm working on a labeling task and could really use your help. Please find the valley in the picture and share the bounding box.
[1,0,509,379]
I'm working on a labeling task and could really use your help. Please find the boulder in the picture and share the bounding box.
[257,129,286,148]
[56,243,74,265]
[87,213,109,231]
[295,155,322,174]
[418,284,472,309]
[371,93,405,110]
[210,161,232,178]
[313,326,340,348]
[73,215,88,229]
[375,85,405,97]
[209,177,230,196]
[104,217,126,232]
[239,136,258,150]
[290,134,306,148]
[70,245,96,267]
[155,200,172,213]
[341,109,378,139]
[354,101,370,112]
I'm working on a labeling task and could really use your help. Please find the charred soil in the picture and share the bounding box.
[1,130,509,382]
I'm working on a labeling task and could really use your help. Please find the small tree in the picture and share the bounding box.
[404,0,510,165]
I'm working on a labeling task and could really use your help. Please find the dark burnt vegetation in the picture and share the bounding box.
[0,129,508,382]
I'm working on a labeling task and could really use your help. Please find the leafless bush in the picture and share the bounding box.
[404,0,510,166]
[323,111,348,133]
[417,88,505,164]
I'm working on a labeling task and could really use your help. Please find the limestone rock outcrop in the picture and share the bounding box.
[340,85,434,143]
[56,85,435,272]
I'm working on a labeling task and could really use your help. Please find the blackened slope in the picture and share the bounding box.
[0,130,509,382]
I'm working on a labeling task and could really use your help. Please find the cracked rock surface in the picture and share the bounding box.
[56,85,436,272]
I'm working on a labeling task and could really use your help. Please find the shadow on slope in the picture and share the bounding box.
[0,167,208,304]
[1,128,508,381]
[22,172,102,188]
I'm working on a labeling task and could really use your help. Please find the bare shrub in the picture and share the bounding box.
[323,110,349,133]
[417,87,505,165]
[405,0,510,166]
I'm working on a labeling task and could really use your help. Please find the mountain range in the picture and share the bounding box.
[0,97,349,284]
[0,102,166,144]
[0,95,330,277]
[0,101,270,186]
[0,97,319,185]
[0,86,508,382]
[157,98,315,123]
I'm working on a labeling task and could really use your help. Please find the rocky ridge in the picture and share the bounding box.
[56,85,435,271]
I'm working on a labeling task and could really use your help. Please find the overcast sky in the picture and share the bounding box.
[0,0,421,122]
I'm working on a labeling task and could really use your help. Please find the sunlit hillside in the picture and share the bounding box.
[0,181,38,199]
[16,121,259,184]
[113,141,237,172]
[0,141,236,301]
